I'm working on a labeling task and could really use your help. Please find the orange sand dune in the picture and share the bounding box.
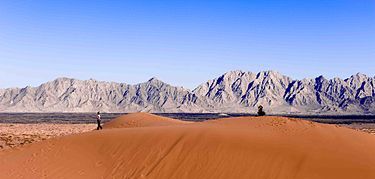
[1,113,375,179]
[103,112,188,129]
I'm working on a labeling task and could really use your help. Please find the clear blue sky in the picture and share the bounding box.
[0,0,374,89]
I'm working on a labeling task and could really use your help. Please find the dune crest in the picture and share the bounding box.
[1,113,375,179]
[103,112,188,129]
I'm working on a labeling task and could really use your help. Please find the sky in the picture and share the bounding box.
[0,0,374,89]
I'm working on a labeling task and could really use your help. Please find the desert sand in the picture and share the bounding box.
[0,123,96,150]
[1,113,375,179]
[103,112,189,129]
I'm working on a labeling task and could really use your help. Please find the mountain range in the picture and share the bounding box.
[0,70,374,114]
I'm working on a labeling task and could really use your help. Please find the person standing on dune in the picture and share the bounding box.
[96,111,103,130]
[257,105,266,116]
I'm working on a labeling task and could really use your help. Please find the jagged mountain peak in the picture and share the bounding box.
[0,70,374,114]
[147,77,160,82]
[354,72,368,77]
[222,70,247,76]
[255,70,280,76]
[53,77,74,81]
[315,75,327,81]
[347,73,369,81]
[50,77,77,84]
[138,77,177,89]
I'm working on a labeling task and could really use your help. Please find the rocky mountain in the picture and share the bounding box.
[193,71,293,113]
[0,70,374,114]
[0,77,191,113]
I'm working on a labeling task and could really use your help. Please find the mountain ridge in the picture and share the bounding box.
[0,70,374,114]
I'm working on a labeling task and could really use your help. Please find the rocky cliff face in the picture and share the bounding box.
[192,71,293,113]
[0,71,374,114]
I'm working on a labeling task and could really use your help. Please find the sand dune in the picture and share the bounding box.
[1,113,375,179]
[103,112,188,129]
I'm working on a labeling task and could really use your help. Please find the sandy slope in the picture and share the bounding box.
[103,112,188,129]
[1,113,375,179]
